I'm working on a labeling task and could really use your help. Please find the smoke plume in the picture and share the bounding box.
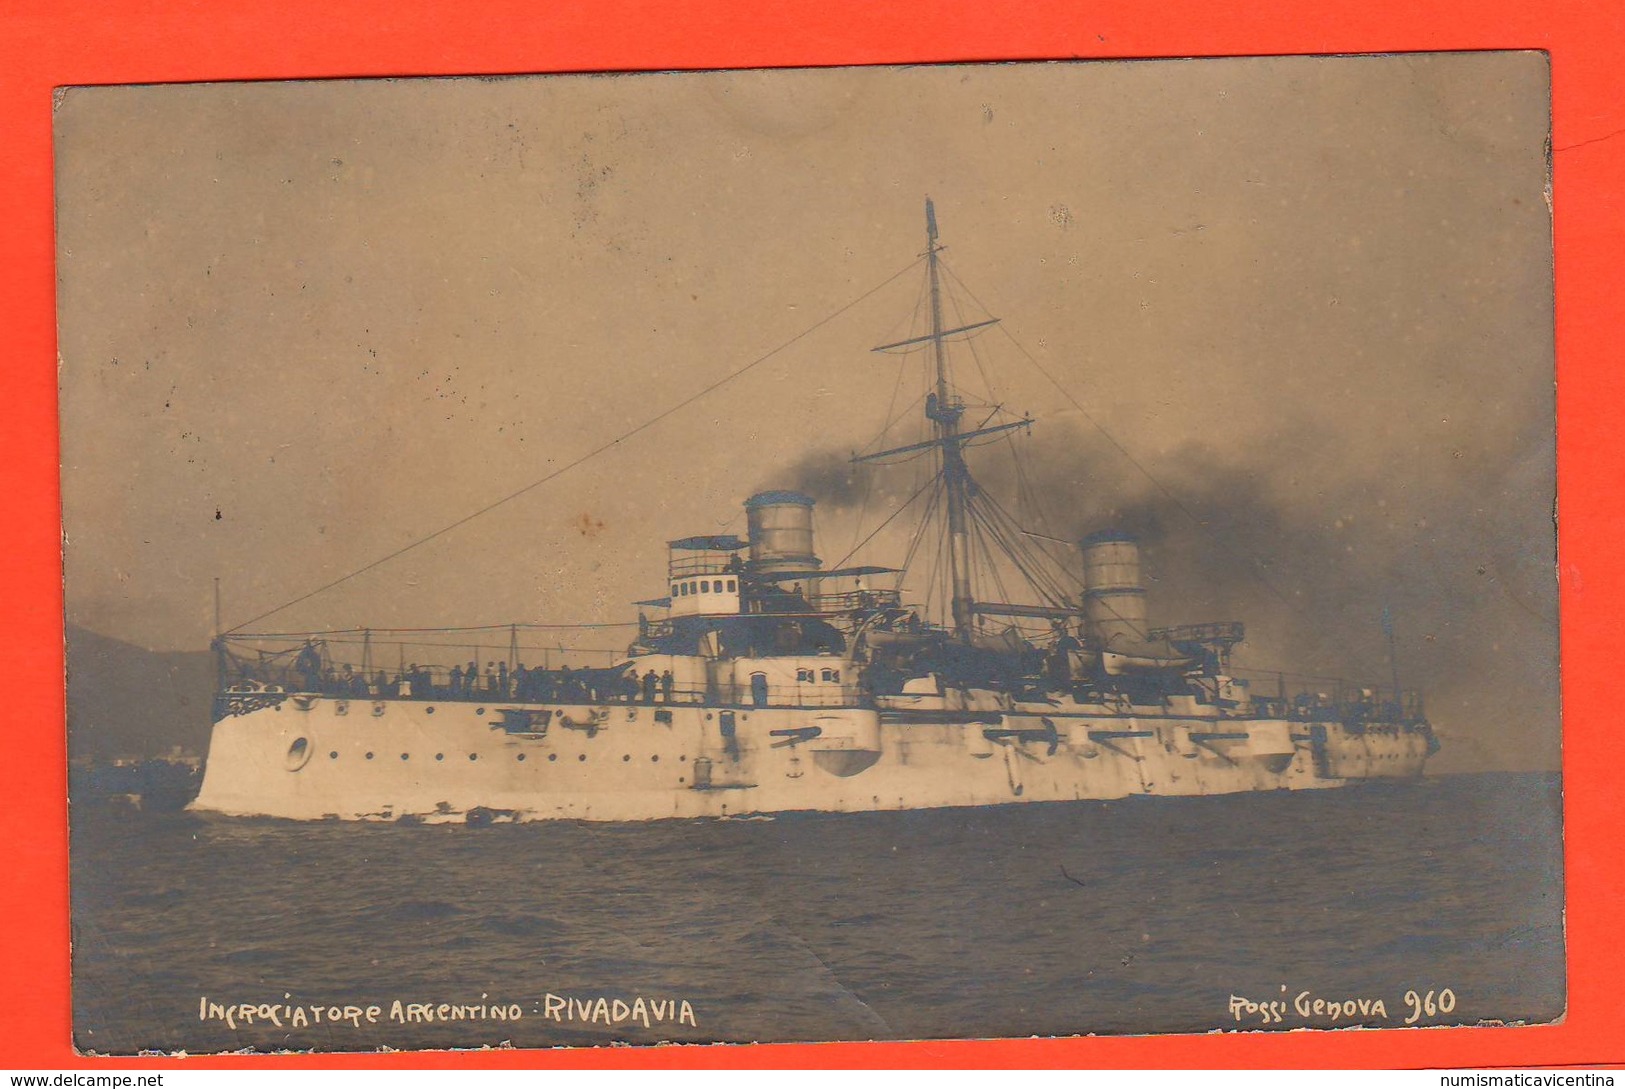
[768,417,1558,771]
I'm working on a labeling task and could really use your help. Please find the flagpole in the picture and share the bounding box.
[1382,606,1402,715]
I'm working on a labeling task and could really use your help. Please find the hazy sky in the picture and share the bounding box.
[56,54,1555,770]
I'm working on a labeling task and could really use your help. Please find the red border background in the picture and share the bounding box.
[3,0,1621,1070]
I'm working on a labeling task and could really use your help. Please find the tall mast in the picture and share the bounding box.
[855,200,1028,640]
[924,198,976,642]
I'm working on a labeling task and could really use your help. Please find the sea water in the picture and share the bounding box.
[69,772,1564,1054]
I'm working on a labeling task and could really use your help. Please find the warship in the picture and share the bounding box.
[192,202,1437,823]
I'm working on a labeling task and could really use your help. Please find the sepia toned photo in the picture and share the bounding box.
[57,54,1561,1053]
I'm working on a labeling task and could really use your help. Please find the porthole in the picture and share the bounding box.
[516,753,526,762]
[651,755,659,763]
[476,707,485,715]
[578,754,587,762]
[365,751,375,760]
[329,751,339,760]
[678,777,685,784]
[548,753,557,762]
[679,755,687,762]
[622,754,631,762]
[425,706,436,714]
[400,753,410,761]
[434,753,444,761]
[285,737,313,771]
[468,753,478,761]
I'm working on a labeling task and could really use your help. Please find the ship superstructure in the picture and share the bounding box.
[192,203,1436,823]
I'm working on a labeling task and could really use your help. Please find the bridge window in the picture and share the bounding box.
[821,668,840,683]
[672,584,679,598]
[726,579,736,592]
[701,580,710,593]
[797,668,813,682]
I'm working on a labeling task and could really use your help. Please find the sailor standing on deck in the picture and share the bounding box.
[294,640,322,692]
[642,669,659,703]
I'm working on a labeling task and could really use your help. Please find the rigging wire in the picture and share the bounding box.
[943,266,1063,539]
[1008,430,1059,538]
[233,634,629,656]
[931,481,952,626]
[967,506,1016,621]
[847,357,913,558]
[827,474,939,574]
[858,391,931,457]
[226,254,928,636]
[942,272,1004,416]
[870,259,934,360]
[845,259,943,566]
[805,250,1171,647]
[976,488,1080,604]
[229,621,642,638]
[968,490,1074,610]
[894,476,944,590]
[936,257,1383,674]
[982,495,1159,645]
[903,474,949,627]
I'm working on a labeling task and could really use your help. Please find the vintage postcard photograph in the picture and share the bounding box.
[56,53,1561,1053]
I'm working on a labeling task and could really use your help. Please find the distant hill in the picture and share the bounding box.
[65,626,215,761]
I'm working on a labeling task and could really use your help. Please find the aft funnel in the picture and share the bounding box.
[1080,529,1149,648]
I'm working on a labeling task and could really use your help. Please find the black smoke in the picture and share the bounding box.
[768,417,1559,769]
[778,448,872,510]
[981,419,1558,767]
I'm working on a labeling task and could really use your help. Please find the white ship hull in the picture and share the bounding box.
[191,692,1433,823]
[194,205,1441,825]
